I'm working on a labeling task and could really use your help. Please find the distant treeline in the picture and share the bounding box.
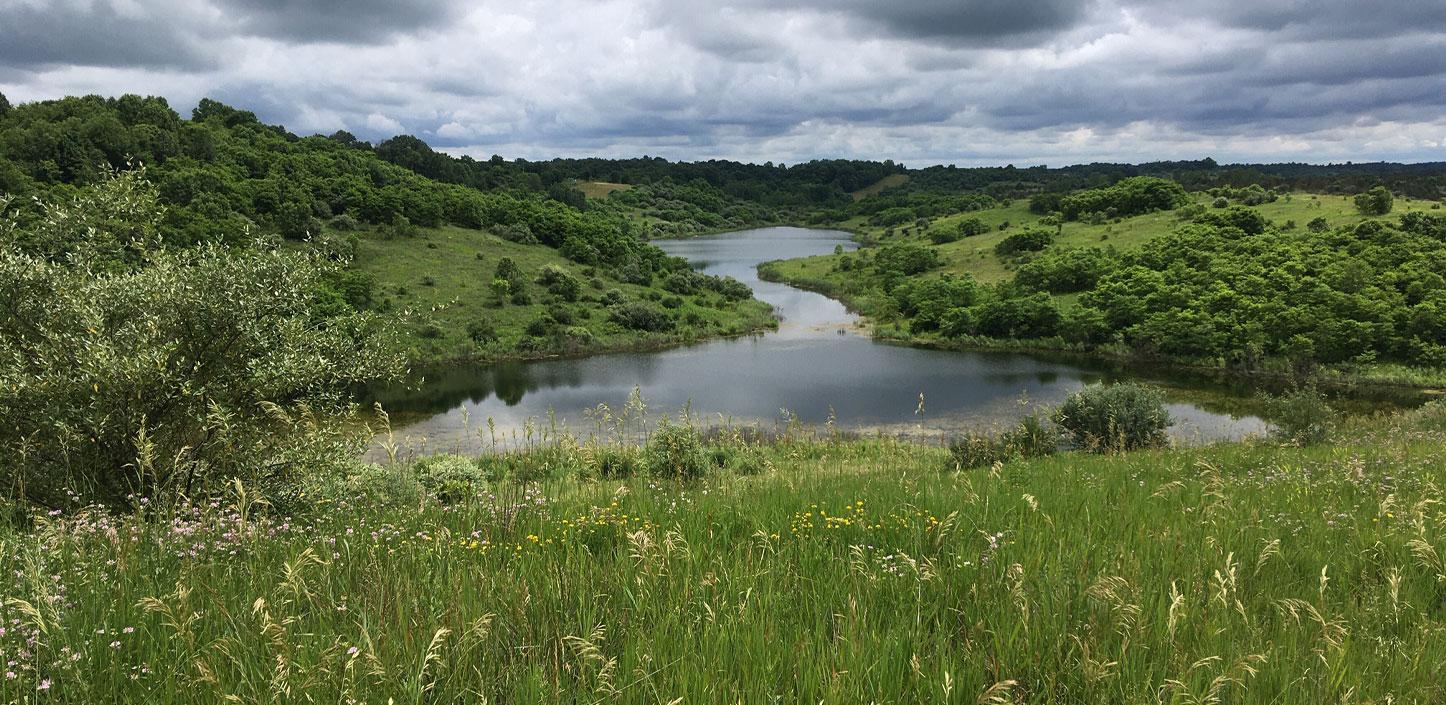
[2,92,1443,236]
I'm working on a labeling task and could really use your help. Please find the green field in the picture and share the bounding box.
[577,181,634,200]
[352,225,776,363]
[4,402,1444,703]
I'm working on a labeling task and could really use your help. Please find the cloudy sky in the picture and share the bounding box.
[2,0,1443,166]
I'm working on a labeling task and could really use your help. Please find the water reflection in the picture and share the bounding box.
[376,227,1287,449]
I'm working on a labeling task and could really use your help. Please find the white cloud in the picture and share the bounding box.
[0,0,1442,165]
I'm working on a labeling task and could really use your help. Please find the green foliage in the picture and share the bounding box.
[971,292,1061,338]
[644,421,709,479]
[609,300,673,332]
[1072,213,1446,364]
[1262,386,1334,446]
[872,243,941,276]
[1354,186,1394,216]
[948,413,1058,469]
[1059,177,1190,221]
[1053,383,1173,452]
[1013,247,1113,293]
[410,454,488,504]
[536,263,581,301]
[0,173,400,509]
[994,228,1053,255]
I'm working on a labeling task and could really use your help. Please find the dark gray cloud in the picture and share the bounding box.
[819,0,1093,43]
[1125,0,1446,40]
[0,0,1441,166]
[0,1,215,70]
[214,0,459,43]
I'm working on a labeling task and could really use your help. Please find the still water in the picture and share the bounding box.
[377,227,1273,452]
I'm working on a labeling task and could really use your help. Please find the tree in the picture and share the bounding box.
[0,91,10,118]
[958,217,989,238]
[0,172,401,509]
[1354,186,1393,216]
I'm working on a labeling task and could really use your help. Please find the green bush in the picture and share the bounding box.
[0,172,400,509]
[1354,186,1394,216]
[644,422,710,480]
[994,229,1053,256]
[1053,383,1173,452]
[411,454,487,503]
[610,301,673,332]
[1262,386,1333,446]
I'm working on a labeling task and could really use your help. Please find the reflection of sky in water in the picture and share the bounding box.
[382,227,1270,453]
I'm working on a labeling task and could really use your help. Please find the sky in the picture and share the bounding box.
[1,0,1444,167]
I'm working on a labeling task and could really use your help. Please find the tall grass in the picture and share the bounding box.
[1,404,1444,702]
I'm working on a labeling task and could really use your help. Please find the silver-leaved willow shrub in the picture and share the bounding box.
[0,169,403,510]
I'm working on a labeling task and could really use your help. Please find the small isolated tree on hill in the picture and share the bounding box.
[1354,186,1394,216]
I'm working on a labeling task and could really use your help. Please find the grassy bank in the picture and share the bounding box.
[352,225,777,364]
[3,404,1445,702]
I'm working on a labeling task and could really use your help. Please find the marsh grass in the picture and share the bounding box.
[1,404,1444,702]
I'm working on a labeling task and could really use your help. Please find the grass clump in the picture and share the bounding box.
[644,420,710,479]
[948,413,1058,469]
[1053,382,1173,452]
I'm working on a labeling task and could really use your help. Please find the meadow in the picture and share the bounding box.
[3,402,1444,703]
[352,225,776,363]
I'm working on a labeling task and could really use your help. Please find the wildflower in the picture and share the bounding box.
[347,646,359,656]
[37,679,50,690]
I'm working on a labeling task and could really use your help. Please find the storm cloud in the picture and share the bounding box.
[0,0,1441,165]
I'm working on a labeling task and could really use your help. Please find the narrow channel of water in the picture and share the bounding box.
[372,227,1312,455]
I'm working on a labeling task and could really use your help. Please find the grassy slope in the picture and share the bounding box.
[7,404,1445,702]
[577,181,633,199]
[850,173,910,200]
[352,225,775,364]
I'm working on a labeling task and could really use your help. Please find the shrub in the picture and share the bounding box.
[0,172,400,509]
[466,318,498,343]
[610,301,673,332]
[537,264,581,301]
[644,421,709,479]
[329,213,359,231]
[958,217,989,238]
[994,229,1052,256]
[928,229,960,245]
[1354,186,1394,216]
[708,443,770,475]
[1262,386,1333,446]
[1053,383,1173,452]
[873,244,942,276]
[411,454,486,504]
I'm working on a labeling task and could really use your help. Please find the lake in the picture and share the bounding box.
[376,227,1277,454]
